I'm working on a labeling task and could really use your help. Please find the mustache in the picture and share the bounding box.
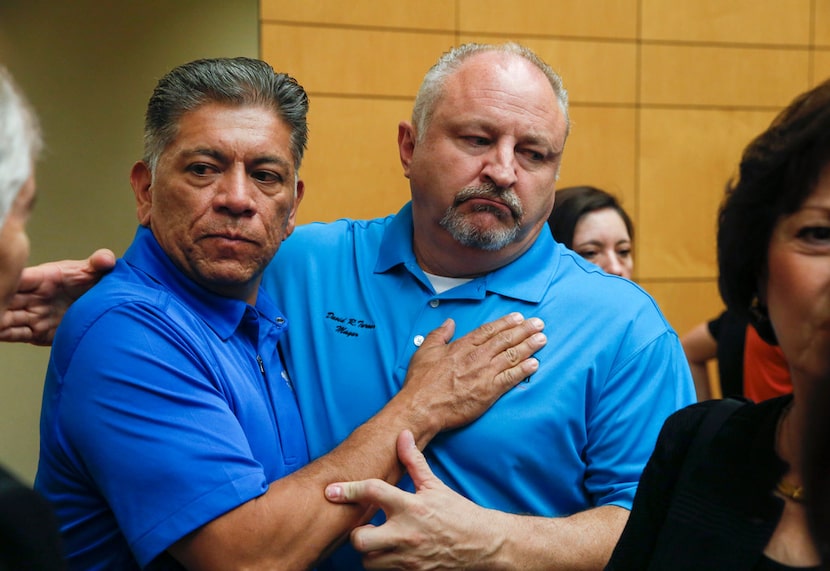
[453,183,523,220]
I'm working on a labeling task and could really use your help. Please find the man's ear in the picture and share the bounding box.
[130,161,153,226]
[283,178,305,240]
[398,121,417,180]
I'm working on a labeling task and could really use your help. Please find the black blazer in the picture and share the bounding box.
[0,465,64,570]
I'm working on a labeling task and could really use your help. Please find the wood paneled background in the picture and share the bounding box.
[259,0,830,339]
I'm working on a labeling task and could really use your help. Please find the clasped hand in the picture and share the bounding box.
[326,430,498,570]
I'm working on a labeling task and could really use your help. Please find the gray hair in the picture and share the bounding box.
[411,42,570,143]
[0,66,42,227]
[143,57,309,175]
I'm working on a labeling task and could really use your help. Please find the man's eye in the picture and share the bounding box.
[464,136,489,146]
[521,149,545,162]
[189,164,216,176]
[252,171,283,184]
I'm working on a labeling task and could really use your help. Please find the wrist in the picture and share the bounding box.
[385,386,442,448]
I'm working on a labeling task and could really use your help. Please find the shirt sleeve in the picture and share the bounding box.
[584,328,697,509]
[54,302,268,566]
[707,310,725,340]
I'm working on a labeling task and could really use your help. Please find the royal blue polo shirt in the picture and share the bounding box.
[36,225,309,570]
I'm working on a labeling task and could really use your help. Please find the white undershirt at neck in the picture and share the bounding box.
[423,271,473,294]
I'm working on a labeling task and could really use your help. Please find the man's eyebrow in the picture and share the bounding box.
[183,148,225,161]
[518,133,562,158]
[251,155,292,170]
[183,148,292,169]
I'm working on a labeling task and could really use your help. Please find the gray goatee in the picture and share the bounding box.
[439,183,523,251]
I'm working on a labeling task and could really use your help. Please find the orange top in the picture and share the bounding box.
[742,324,792,402]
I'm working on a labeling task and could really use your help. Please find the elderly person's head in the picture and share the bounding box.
[0,66,41,313]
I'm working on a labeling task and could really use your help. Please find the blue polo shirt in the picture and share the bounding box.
[36,226,309,570]
[266,202,695,570]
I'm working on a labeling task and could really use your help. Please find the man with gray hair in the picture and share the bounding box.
[32,57,545,570]
[284,42,691,569]
[0,65,64,571]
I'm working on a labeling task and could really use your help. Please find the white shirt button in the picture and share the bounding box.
[413,335,425,347]
[429,299,440,308]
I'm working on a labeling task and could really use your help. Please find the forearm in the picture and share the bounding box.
[689,362,711,401]
[680,323,716,402]
[479,505,629,570]
[172,397,431,569]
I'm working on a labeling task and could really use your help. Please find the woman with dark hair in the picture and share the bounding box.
[607,78,830,570]
[548,185,634,279]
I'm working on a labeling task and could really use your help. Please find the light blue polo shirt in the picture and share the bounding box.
[266,202,695,570]
[36,226,309,570]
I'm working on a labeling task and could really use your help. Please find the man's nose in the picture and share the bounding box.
[215,167,256,216]
[482,144,518,188]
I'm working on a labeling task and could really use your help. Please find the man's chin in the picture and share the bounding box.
[449,226,519,251]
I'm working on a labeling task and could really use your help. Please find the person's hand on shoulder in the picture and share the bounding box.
[0,248,115,345]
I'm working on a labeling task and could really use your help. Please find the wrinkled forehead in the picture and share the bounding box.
[171,103,295,158]
[440,54,567,144]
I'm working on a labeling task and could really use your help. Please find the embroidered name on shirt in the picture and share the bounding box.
[326,312,376,338]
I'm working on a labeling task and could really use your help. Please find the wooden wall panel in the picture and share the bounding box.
[461,34,637,104]
[457,0,637,39]
[297,97,413,224]
[817,0,830,46]
[815,51,830,84]
[555,106,637,212]
[260,0,454,29]
[638,108,777,278]
[641,0,811,44]
[640,44,810,107]
[261,24,453,96]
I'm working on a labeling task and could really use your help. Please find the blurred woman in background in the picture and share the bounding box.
[548,185,634,280]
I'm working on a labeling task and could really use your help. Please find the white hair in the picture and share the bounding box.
[0,66,42,227]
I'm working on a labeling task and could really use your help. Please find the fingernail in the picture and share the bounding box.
[325,485,342,500]
[529,317,544,329]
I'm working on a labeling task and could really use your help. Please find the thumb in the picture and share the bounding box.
[87,249,117,272]
[397,430,438,490]
[418,318,456,348]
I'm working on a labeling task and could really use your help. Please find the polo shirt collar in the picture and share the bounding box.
[123,226,283,341]
[375,202,557,303]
